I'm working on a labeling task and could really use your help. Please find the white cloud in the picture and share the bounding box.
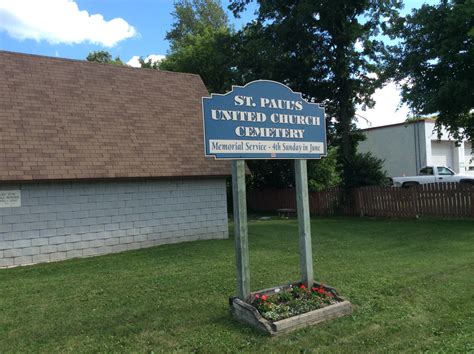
[146,54,165,63]
[356,82,410,129]
[0,0,136,47]
[127,54,165,68]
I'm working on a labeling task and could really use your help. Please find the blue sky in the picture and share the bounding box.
[0,0,436,63]
[0,0,438,127]
[0,0,257,63]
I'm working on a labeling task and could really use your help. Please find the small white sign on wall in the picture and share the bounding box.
[0,190,21,208]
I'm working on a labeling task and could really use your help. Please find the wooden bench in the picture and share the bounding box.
[276,208,296,218]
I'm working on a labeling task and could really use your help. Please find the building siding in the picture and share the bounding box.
[358,123,420,177]
[359,120,473,177]
[0,179,228,267]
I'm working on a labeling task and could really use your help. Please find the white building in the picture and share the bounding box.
[358,119,473,177]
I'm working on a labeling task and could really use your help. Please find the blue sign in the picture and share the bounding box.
[202,80,326,159]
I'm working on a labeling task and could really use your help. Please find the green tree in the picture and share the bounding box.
[230,0,401,193]
[159,0,236,93]
[166,0,229,50]
[139,57,160,69]
[389,0,473,142]
[307,148,342,192]
[246,160,295,190]
[346,152,387,187]
[246,147,386,192]
[86,50,124,65]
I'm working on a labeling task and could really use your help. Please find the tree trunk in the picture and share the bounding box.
[334,42,356,209]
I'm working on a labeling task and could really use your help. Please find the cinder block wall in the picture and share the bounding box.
[0,179,228,267]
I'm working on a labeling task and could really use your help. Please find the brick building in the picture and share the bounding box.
[0,51,230,267]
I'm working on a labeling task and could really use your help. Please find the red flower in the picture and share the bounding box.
[261,295,267,301]
[255,294,260,299]
[311,287,317,292]
[315,286,327,295]
[299,284,306,290]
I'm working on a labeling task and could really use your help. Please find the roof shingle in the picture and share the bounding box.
[0,51,230,182]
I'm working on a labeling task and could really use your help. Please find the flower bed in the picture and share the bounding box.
[230,281,352,335]
[251,283,339,322]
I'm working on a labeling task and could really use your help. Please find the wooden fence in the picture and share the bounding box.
[246,183,474,218]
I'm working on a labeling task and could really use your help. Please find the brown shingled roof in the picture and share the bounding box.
[0,51,230,182]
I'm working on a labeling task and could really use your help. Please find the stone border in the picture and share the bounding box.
[229,282,353,336]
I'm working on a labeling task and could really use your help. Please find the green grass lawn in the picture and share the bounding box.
[1,217,473,352]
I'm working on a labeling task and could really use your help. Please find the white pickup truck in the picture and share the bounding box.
[390,166,474,187]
